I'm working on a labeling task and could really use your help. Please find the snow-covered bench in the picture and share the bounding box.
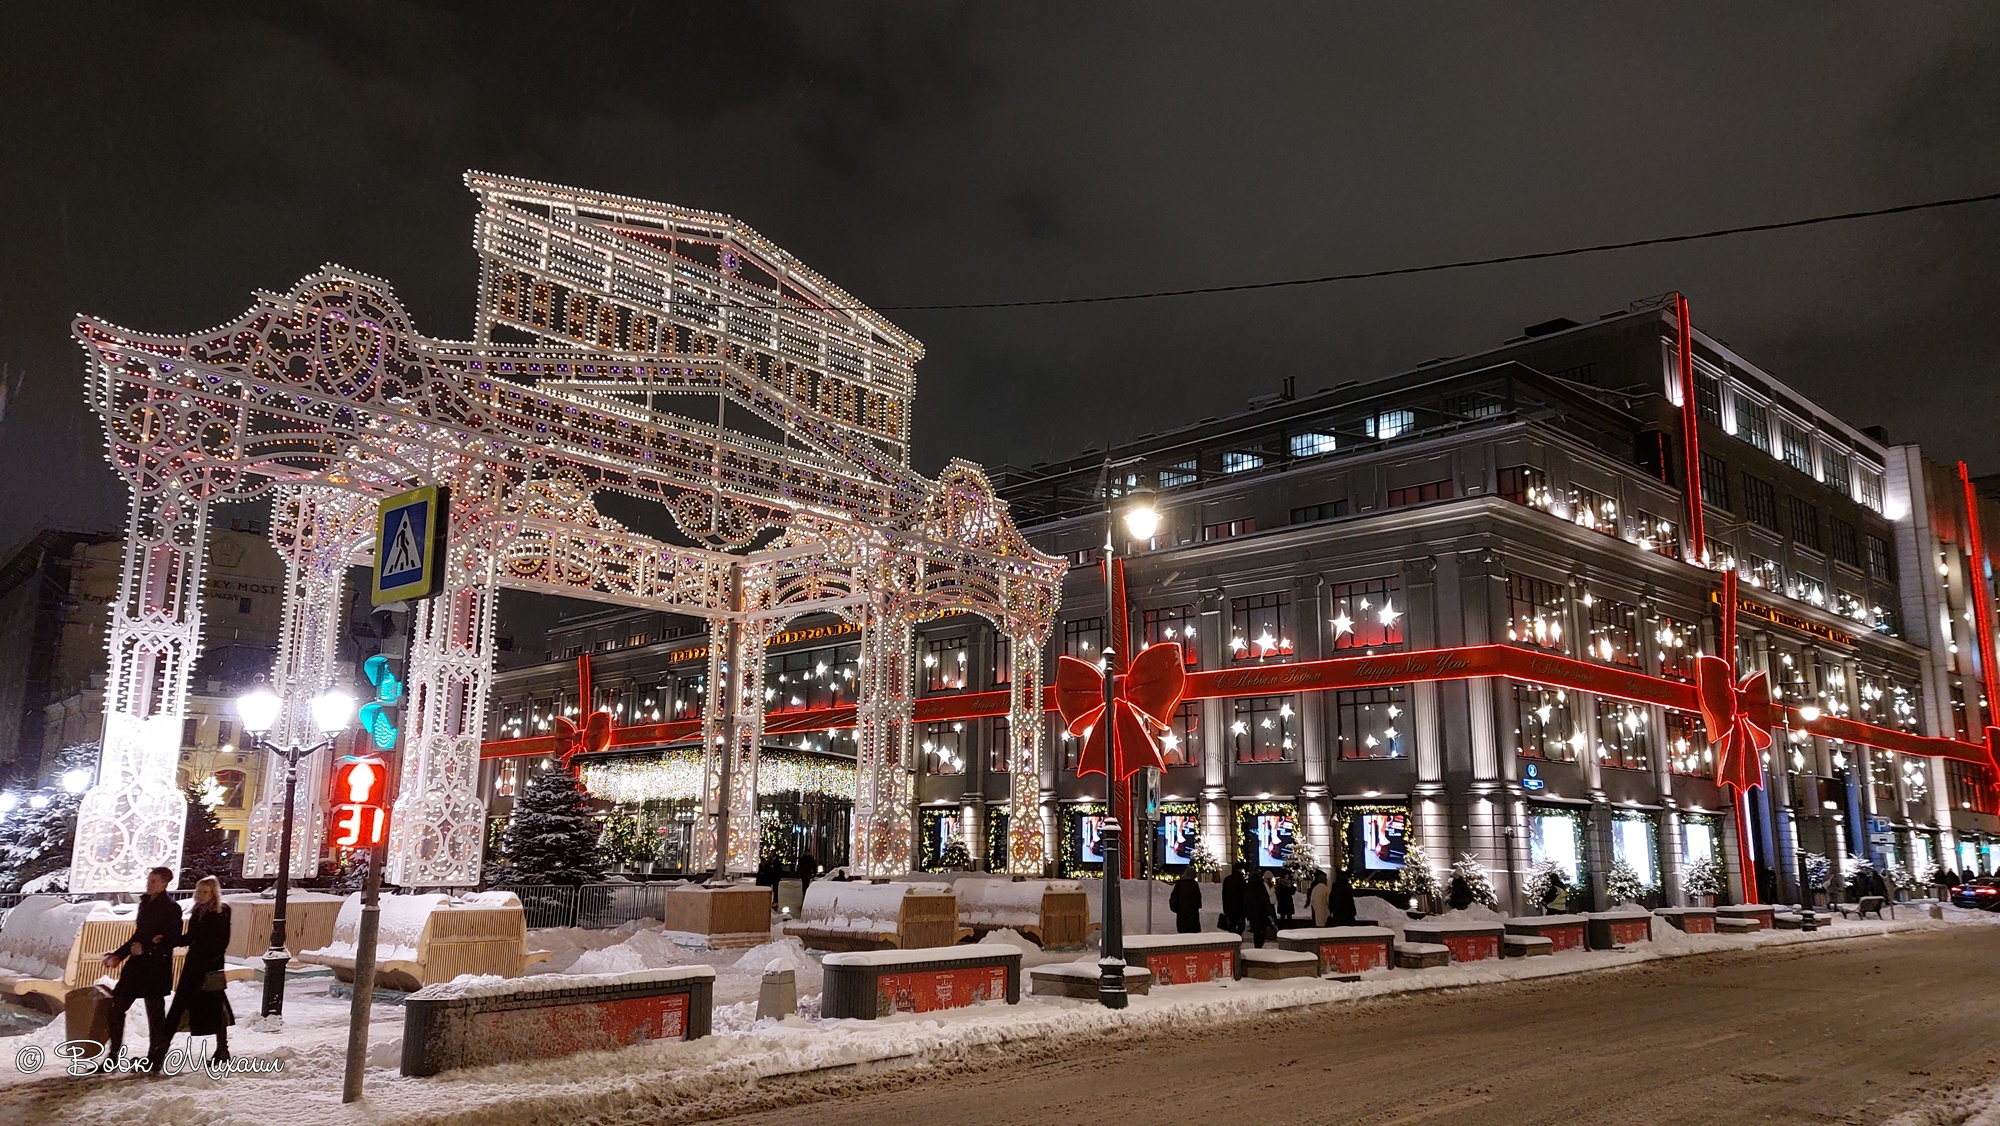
[401,966,714,1076]
[948,877,1091,950]
[223,891,346,959]
[1122,932,1241,985]
[1240,948,1319,980]
[1029,961,1153,999]
[299,892,551,992]
[1275,926,1395,975]
[1714,916,1761,934]
[1502,934,1553,958]
[1393,941,1450,969]
[1714,904,1775,930]
[1584,909,1653,949]
[1502,914,1588,953]
[1836,895,1891,920]
[1402,920,1504,963]
[820,945,1021,1018]
[782,881,961,952]
[1652,906,1717,934]
[0,896,255,1013]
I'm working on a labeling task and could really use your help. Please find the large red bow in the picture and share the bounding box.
[1055,643,1187,780]
[1694,654,1769,792]
[553,710,614,770]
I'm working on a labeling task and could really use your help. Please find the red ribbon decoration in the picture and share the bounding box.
[1055,642,1187,780]
[1694,653,1769,792]
[552,710,614,770]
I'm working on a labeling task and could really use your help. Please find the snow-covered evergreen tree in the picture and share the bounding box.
[0,791,81,892]
[1186,838,1220,877]
[938,836,972,871]
[180,784,235,886]
[1283,840,1320,885]
[1398,840,1443,909]
[492,767,606,885]
[1919,861,1945,888]
[1680,856,1723,901]
[1523,860,1571,912]
[1605,859,1653,905]
[1451,852,1499,909]
[1801,852,1833,891]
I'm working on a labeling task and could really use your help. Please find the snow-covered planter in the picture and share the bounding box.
[1583,907,1653,948]
[401,965,714,1076]
[300,892,552,991]
[1402,919,1505,963]
[1122,932,1242,985]
[783,881,960,952]
[1274,925,1395,974]
[946,877,1090,950]
[820,945,1021,1019]
[1501,914,1588,953]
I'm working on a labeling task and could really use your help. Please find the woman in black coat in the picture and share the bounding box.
[1168,871,1204,933]
[160,876,234,1067]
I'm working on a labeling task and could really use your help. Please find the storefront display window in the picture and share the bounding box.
[1682,816,1718,871]
[1529,806,1586,886]
[1060,803,1109,877]
[1338,803,1410,890]
[1235,801,1299,870]
[1612,812,1658,889]
[1156,802,1203,869]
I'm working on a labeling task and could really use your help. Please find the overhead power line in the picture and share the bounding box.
[870,188,2000,312]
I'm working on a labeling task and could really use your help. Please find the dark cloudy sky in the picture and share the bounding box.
[3,2,1997,554]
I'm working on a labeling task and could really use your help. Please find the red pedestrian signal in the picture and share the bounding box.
[330,756,391,849]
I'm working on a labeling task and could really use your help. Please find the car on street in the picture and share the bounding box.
[1949,877,2000,909]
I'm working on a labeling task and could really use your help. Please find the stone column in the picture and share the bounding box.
[853,601,915,876]
[71,485,211,892]
[244,486,371,881]
[384,539,498,888]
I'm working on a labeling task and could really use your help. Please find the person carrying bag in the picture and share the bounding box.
[159,875,235,1069]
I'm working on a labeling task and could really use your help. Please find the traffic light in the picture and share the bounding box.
[330,755,391,848]
[358,653,403,751]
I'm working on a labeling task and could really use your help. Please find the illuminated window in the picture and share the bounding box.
[923,636,969,693]
[210,769,246,809]
[1584,596,1640,667]
[920,723,965,776]
[1857,466,1885,513]
[1505,573,1567,651]
[1229,592,1293,660]
[1062,617,1104,661]
[1289,432,1336,458]
[1335,686,1407,760]
[1780,420,1814,475]
[1162,702,1201,767]
[1735,397,1771,453]
[1231,695,1298,763]
[1569,485,1619,535]
[1143,604,1200,666]
[1692,371,1722,424]
[1222,451,1264,474]
[1515,685,1578,763]
[1664,711,1710,776]
[1498,465,1552,509]
[1387,479,1454,507]
[1821,446,1851,496]
[1595,703,1651,771]
[1328,577,1403,651]
[1654,615,1698,682]
[1161,460,1198,488]
[1367,409,1415,440]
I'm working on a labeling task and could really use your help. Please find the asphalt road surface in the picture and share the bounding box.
[712,926,2000,1126]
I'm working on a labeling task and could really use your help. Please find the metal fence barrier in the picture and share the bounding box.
[485,882,675,930]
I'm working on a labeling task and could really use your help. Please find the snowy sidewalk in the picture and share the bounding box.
[4,909,1993,1126]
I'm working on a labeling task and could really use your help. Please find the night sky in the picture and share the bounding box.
[3,2,1996,558]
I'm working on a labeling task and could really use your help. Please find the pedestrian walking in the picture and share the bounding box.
[1274,870,1296,926]
[796,849,817,899]
[1169,869,1204,933]
[1243,868,1274,947]
[1308,870,1331,927]
[159,876,234,1069]
[103,865,181,1068]
[1328,868,1359,927]
[1221,863,1248,934]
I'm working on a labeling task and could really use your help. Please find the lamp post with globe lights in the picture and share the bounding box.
[1093,456,1161,1010]
[237,684,355,1016]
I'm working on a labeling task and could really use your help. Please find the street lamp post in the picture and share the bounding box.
[1095,460,1160,1011]
[237,685,355,1017]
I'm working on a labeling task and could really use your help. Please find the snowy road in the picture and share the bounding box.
[711,925,2000,1126]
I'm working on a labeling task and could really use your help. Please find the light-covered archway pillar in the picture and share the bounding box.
[1005,628,1048,873]
[385,540,498,887]
[71,485,213,891]
[696,596,771,877]
[853,599,916,876]
[244,486,372,880]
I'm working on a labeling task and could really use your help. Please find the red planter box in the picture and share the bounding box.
[1124,934,1241,985]
[1404,921,1505,963]
[1275,926,1395,974]
[1504,915,1588,952]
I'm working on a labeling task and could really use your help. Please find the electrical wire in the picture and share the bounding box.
[869,188,2000,312]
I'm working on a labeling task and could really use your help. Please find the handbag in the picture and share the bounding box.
[201,970,228,992]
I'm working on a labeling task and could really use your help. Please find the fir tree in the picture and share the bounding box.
[938,837,973,871]
[1680,856,1723,901]
[0,791,81,892]
[180,784,235,886]
[1397,840,1444,909]
[1605,859,1652,905]
[1282,840,1320,885]
[493,767,606,885]
[1450,852,1499,909]
[1523,860,1571,912]
[1186,837,1220,877]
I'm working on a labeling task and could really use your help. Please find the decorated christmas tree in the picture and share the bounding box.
[938,836,973,871]
[1604,859,1653,905]
[1523,860,1571,912]
[1398,840,1444,911]
[1680,855,1723,901]
[1186,837,1220,878]
[492,767,606,885]
[1283,840,1320,885]
[179,783,235,886]
[1450,852,1499,909]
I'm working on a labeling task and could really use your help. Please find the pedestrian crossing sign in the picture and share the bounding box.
[371,484,450,605]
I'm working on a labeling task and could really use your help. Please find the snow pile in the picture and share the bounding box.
[304,893,449,963]
[565,925,695,976]
[1354,895,1417,940]
[1074,877,1178,934]
[410,965,716,1001]
[0,895,110,980]
[530,922,824,1003]
[797,881,950,933]
[952,878,1082,928]
[456,890,522,909]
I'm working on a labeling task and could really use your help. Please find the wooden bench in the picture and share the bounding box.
[1029,962,1153,999]
[820,946,1021,1018]
[300,892,551,992]
[0,896,255,1014]
[1503,914,1588,953]
[1584,910,1654,949]
[782,881,961,952]
[1394,941,1450,969]
[1653,907,1717,934]
[663,883,773,948]
[1403,920,1505,963]
[1123,933,1242,985]
[950,878,1092,950]
[1503,934,1554,958]
[1835,895,1892,920]
[224,891,346,959]
[1240,948,1320,980]
[1714,917,1761,934]
[1715,904,1775,930]
[1275,926,1395,975]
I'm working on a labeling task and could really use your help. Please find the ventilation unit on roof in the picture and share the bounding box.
[1523,317,1581,337]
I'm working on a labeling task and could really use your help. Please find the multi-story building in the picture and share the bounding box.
[480,302,1991,911]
